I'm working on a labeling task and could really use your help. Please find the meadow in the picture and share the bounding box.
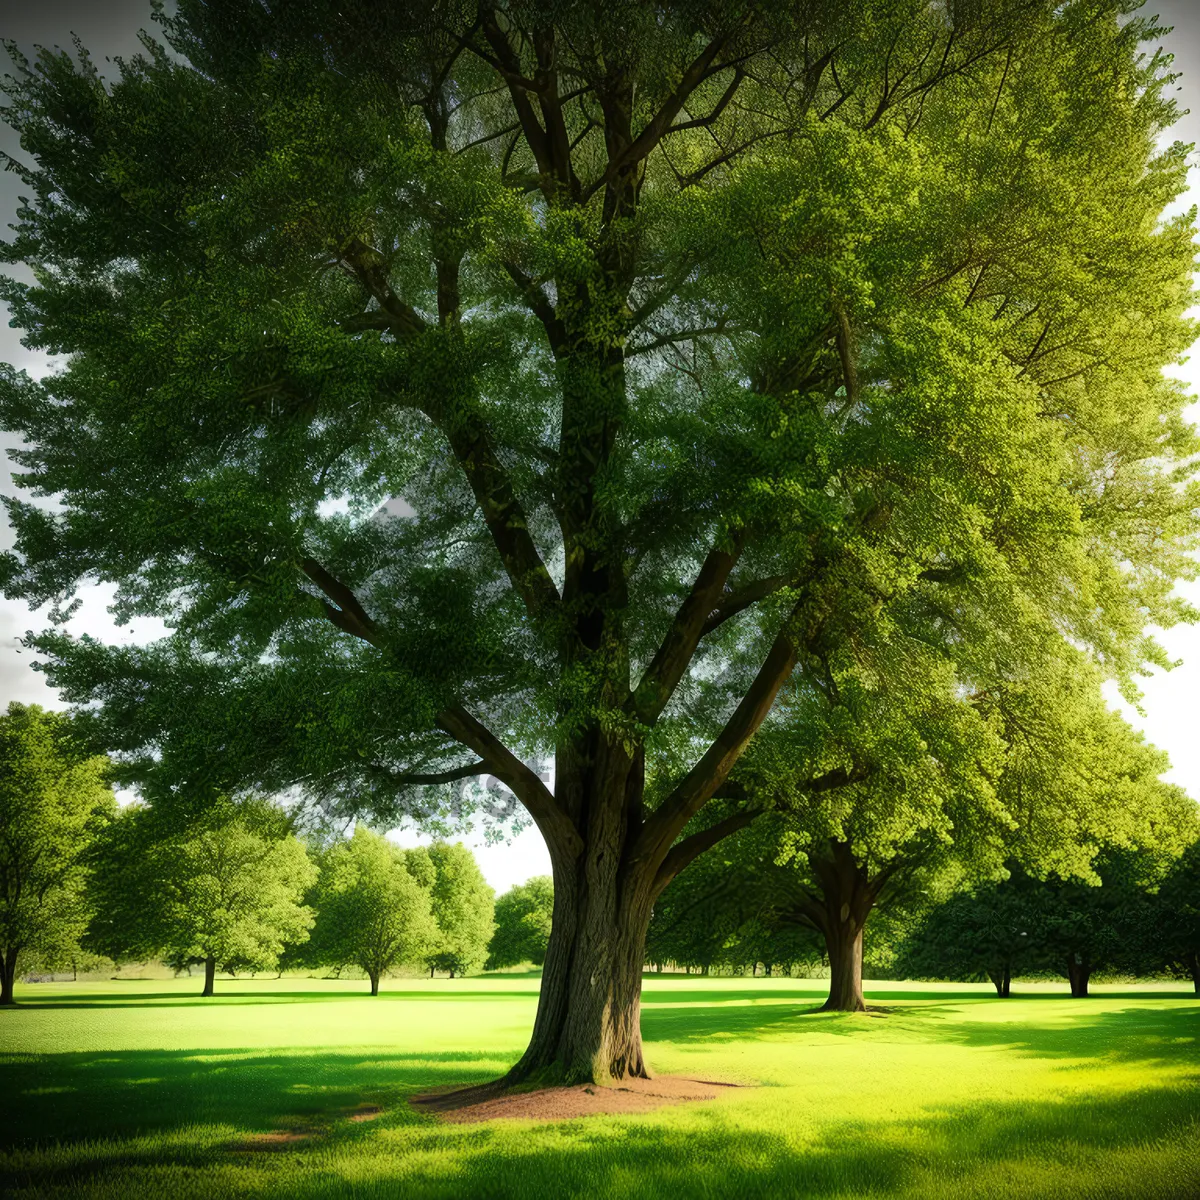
[1,974,1198,1199]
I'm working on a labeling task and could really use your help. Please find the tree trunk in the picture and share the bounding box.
[202,956,216,997]
[987,966,1011,997]
[505,747,658,1087]
[804,840,882,1013]
[1,946,18,1005]
[1189,952,1200,995]
[1002,965,1011,997]
[824,915,866,1012]
[1066,955,1090,998]
[430,965,435,978]
[369,971,379,997]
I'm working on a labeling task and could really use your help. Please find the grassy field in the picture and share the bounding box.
[1,974,1198,1199]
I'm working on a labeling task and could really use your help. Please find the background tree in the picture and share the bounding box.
[2,1,1196,1082]
[1153,839,1200,992]
[705,650,1196,1011]
[86,797,316,995]
[487,876,553,970]
[896,870,1042,996]
[0,703,114,1005]
[308,825,438,994]
[407,842,494,977]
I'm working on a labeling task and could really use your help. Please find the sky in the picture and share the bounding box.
[1,2,1199,894]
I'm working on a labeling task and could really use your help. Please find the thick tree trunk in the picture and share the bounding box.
[824,916,866,1012]
[805,840,881,1013]
[1066,955,1090,998]
[1,946,18,1005]
[505,744,658,1086]
[1189,952,1200,995]
[987,966,1011,997]
[202,956,216,997]
[369,972,379,997]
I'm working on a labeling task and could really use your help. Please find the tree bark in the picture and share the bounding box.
[202,955,216,997]
[987,966,1011,997]
[1,946,18,1005]
[802,840,882,1013]
[1066,955,1090,998]
[369,971,379,997]
[1189,952,1200,995]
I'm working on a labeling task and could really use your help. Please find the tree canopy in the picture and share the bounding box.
[0,702,114,1004]
[407,841,495,976]
[0,0,1195,1081]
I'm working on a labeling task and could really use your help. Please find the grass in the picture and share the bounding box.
[1,974,1198,1199]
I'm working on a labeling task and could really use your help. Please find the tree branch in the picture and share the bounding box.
[300,558,382,646]
[384,760,490,785]
[436,704,582,859]
[631,604,803,871]
[653,807,764,896]
[629,535,744,725]
[700,570,804,637]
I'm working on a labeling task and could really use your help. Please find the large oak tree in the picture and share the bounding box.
[1,1,1197,1081]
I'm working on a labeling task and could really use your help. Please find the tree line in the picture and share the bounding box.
[1,703,531,1002]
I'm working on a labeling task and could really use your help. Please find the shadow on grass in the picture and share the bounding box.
[2,1047,1198,1200]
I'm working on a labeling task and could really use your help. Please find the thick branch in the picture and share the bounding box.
[436,704,582,859]
[341,239,426,338]
[301,558,381,646]
[700,570,803,637]
[583,29,745,201]
[653,807,763,895]
[630,536,743,725]
[631,606,802,871]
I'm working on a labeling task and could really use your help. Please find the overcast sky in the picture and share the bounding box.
[2,2,1199,892]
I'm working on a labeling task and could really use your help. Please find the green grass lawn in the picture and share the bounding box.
[1,974,1198,1199]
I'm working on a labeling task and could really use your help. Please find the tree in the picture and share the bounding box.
[1154,840,1200,992]
[897,871,1042,996]
[308,825,438,994]
[488,876,553,970]
[407,842,495,977]
[2,2,1196,1082]
[0,703,114,1004]
[86,798,316,995]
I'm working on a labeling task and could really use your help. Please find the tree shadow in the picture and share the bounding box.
[2,1048,1197,1199]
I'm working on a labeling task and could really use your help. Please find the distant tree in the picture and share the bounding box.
[1036,850,1169,998]
[714,653,1196,1011]
[308,825,438,994]
[0,703,114,1005]
[1154,840,1200,992]
[896,870,1042,996]
[487,876,553,970]
[407,843,494,977]
[86,797,316,995]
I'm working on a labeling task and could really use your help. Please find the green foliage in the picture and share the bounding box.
[0,702,114,999]
[85,797,316,979]
[897,870,1044,991]
[1153,839,1200,988]
[487,876,553,970]
[0,1,1191,837]
[406,842,494,976]
[307,825,438,990]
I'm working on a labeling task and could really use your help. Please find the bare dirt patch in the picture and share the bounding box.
[411,1075,746,1124]
[346,1104,384,1122]
[230,1129,315,1152]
